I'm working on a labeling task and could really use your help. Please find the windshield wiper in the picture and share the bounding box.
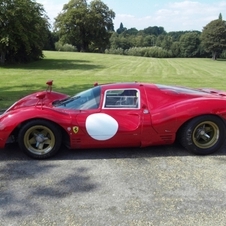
[54,96,81,107]
[53,97,71,106]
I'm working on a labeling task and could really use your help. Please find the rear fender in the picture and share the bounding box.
[175,99,226,128]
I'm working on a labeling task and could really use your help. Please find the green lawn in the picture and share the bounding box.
[0,51,226,109]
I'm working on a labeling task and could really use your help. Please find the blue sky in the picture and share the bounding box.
[38,0,226,32]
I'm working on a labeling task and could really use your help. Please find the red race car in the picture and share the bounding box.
[1,80,226,159]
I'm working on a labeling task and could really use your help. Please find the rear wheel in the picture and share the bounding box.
[179,115,225,155]
[18,119,62,159]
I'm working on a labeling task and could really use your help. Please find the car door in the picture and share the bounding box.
[100,88,142,147]
[73,88,142,148]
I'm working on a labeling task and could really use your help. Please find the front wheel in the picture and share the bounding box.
[179,115,226,155]
[18,119,62,159]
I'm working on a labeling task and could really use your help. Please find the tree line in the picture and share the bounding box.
[1,0,226,64]
[105,17,226,60]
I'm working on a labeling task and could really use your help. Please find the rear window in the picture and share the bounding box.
[156,84,209,95]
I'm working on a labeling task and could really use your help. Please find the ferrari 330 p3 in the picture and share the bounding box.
[0,80,226,159]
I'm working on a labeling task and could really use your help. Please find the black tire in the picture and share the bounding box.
[179,115,226,155]
[18,119,62,159]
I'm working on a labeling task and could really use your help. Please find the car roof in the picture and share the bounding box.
[99,82,157,90]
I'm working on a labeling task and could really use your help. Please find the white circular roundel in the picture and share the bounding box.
[85,113,118,141]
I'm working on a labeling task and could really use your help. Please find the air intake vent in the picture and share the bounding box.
[71,138,81,149]
[72,138,81,143]
[160,135,173,144]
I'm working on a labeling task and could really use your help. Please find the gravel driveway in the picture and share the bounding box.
[1,143,226,226]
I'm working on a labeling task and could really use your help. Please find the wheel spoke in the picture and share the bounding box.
[33,130,40,135]
[41,129,48,136]
[195,129,203,140]
[205,126,212,133]
[36,141,40,148]
[44,139,51,145]
[29,137,36,145]
[203,133,210,139]
[200,134,209,141]
[195,133,201,140]
[38,142,44,150]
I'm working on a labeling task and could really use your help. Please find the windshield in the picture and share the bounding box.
[53,86,101,110]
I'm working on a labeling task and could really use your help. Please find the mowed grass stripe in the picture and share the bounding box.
[0,51,226,108]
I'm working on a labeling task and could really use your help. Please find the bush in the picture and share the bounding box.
[105,46,173,58]
[125,46,173,58]
[55,42,77,52]
[124,47,147,56]
[105,48,124,55]
[220,50,226,59]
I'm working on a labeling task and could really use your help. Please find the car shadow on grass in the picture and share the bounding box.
[2,59,105,71]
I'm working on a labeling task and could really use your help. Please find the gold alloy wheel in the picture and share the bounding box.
[23,125,56,155]
[192,121,219,149]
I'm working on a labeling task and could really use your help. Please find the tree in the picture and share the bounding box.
[179,32,200,57]
[143,26,166,36]
[54,0,89,52]
[116,23,127,34]
[44,31,59,50]
[143,35,156,47]
[170,41,180,57]
[89,0,115,52]
[123,28,138,36]
[155,34,165,47]
[54,0,115,52]
[201,19,226,60]
[0,0,49,64]
[161,35,173,51]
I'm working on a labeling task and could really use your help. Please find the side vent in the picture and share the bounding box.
[160,135,174,144]
[71,138,81,149]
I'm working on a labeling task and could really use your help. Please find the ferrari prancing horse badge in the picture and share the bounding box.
[73,126,79,133]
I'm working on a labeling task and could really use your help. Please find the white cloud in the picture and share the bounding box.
[39,0,226,32]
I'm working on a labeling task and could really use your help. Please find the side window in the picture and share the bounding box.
[103,89,139,109]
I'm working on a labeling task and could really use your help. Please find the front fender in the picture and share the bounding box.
[0,106,73,148]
